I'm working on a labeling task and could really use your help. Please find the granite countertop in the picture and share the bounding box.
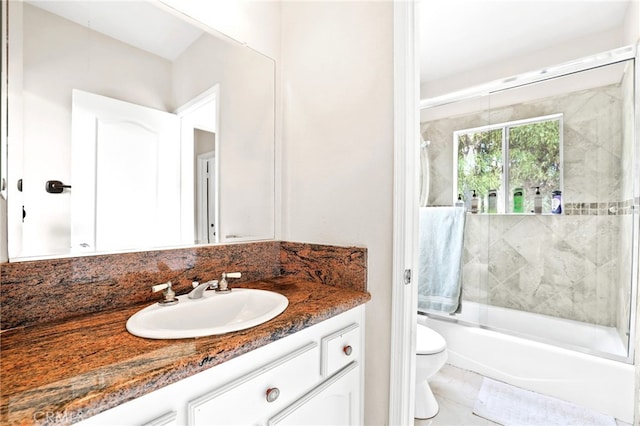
[0,277,371,425]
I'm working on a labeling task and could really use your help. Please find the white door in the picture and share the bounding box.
[196,152,216,244]
[71,90,181,252]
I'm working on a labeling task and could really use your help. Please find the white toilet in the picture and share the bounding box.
[415,323,448,419]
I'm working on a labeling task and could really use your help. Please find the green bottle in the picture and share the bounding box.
[513,188,524,213]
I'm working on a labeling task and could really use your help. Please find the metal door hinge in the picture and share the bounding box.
[404,269,411,285]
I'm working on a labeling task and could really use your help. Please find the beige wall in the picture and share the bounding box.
[280,2,394,424]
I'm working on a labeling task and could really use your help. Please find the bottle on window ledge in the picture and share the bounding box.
[533,186,542,214]
[470,190,479,214]
[552,190,562,214]
[513,188,524,213]
[488,189,497,213]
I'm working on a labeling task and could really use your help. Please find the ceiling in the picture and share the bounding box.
[30,0,631,82]
[419,0,632,83]
[27,1,203,61]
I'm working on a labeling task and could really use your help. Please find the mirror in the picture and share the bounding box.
[5,0,275,260]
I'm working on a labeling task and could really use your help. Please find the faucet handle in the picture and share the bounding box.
[152,281,178,306]
[224,272,242,279]
[152,282,171,292]
[217,272,241,293]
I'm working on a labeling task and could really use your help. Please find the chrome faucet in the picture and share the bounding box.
[188,280,218,299]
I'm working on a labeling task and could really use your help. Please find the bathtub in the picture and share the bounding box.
[420,301,635,423]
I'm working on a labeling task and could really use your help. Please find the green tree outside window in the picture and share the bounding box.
[456,115,561,213]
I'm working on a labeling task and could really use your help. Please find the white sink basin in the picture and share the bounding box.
[126,288,288,339]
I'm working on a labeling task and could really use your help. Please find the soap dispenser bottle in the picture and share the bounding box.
[455,193,464,208]
[470,190,479,214]
[533,186,542,214]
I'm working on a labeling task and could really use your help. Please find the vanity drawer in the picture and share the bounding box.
[321,323,360,377]
[187,342,320,425]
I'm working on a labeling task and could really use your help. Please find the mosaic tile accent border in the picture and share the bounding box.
[563,198,639,216]
[428,198,639,216]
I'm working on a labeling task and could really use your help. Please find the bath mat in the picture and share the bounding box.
[473,378,616,426]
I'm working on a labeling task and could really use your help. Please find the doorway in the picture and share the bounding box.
[196,147,216,244]
[176,85,220,245]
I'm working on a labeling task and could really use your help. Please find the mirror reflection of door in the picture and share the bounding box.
[177,86,220,245]
[195,133,216,244]
[71,87,219,252]
[71,90,181,252]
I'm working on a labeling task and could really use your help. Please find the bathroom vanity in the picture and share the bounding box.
[80,304,364,426]
[0,275,370,425]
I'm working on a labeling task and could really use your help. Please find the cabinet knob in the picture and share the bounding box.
[266,387,280,403]
[343,345,353,356]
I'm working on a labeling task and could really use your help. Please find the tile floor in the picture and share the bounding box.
[415,364,632,426]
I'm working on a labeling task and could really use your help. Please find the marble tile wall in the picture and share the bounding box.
[462,214,620,326]
[0,241,367,330]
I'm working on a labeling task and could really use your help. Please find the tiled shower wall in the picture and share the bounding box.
[462,214,620,326]
[421,77,635,334]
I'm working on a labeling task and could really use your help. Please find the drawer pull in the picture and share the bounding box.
[266,387,280,403]
[343,345,353,356]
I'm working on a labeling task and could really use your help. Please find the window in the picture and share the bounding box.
[455,114,562,213]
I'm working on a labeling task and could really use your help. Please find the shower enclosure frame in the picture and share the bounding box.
[420,45,639,365]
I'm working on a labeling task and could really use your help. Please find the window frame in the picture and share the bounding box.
[453,113,564,213]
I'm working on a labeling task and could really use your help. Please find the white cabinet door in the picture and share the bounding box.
[268,362,361,426]
[188,343,319,425]
[142,411,179,426]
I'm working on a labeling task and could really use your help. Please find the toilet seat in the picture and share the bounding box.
[416,324,446,355]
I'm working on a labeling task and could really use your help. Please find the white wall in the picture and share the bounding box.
[167,2,396,422]
[172,33,275,242]
[159,0,283,239]
[159,0,281,61]
[280,2,394,424]
[421,27,624,98]
[623,0,639,46]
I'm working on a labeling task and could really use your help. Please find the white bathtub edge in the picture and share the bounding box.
[424,316,635,423]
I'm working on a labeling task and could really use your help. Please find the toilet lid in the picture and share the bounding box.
[416,324,446,355]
